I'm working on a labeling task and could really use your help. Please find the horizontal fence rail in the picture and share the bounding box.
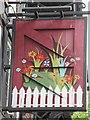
[12,86,83,108]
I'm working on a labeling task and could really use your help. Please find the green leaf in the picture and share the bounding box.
[56,32,63,53]
[51,35,57,52]
[23,72,57,90]
[73,112,88,119]
[64,83,70,91]
[24,76,30,83]
[23,80,42,91]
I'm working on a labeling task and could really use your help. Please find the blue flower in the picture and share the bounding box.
[44,61,50,67]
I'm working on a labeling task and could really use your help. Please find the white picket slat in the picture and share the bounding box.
[19,87,25,107]
[76,86,83,107]
[47,86,53,107]
[40,87,46,107]
[69,86,75,107]
[62,86,67,107]
[12,86,18,108]
[33,87,39,107]
[26,87,32,107]
[54,86,60,107]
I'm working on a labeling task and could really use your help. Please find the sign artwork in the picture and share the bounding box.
[10,18,86,111]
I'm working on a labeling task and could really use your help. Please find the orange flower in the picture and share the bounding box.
[65,75,73,83]
[29,65,34,71]
[36,54,44,61]
[60,77,66,84]
[74,75,80,80]
[50,73,57,79]
[22,67,31,74]
[28,51,36,57]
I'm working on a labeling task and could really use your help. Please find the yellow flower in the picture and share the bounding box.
[60,77,66,84]
[74,75,80,80]
[28,51,36,57]
[50,73,57,79]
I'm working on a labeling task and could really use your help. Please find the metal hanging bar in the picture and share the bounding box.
[7,12,62,17]
[22,6,72,12]
[7,1,84,4]
[7,1,72,4]
[64,11,90,16]
[7,11,90,18]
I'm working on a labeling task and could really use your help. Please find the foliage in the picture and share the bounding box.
[72,112,88,119]
[16,33,81,90]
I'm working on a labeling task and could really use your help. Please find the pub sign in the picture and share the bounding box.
[9,18,87,111]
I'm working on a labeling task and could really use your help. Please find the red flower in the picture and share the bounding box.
[22,67,31,74]
[36,54,44,61]
[65,75,73,83]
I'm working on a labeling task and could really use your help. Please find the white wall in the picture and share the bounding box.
[82,0,89,80]
[0,0,4,14]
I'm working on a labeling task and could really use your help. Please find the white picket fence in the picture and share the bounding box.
[12,86,83,108]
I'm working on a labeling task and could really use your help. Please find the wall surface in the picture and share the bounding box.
[0,1,4,119]
[0,21,3,120]
[0,0,4,14]
[82,0,89,79]
[87,1,90,110]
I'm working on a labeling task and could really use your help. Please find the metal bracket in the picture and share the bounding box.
[7,11,90,20]
[4,65,11,72]
[87,86,90,91]
[5,1,87,19]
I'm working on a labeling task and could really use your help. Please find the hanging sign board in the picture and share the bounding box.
[9,18,87,111]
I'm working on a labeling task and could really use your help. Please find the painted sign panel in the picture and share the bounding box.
[9,18,86,111]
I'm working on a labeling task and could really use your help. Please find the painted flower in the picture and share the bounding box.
[16,68,21,72]
[29,65,34,71]
[22,59,27,64]
[65,62,69,66]
[22,67,31,74]
[70,58,75,62]
[36,54,44,61]
[60,77,66,84]
[32,74,37,78]
[28,51,36,57]
[76,57,80,61]
[44,61,50,67]
[50,73,57,79]
[65,75,73,83]
[74,74,80,80]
